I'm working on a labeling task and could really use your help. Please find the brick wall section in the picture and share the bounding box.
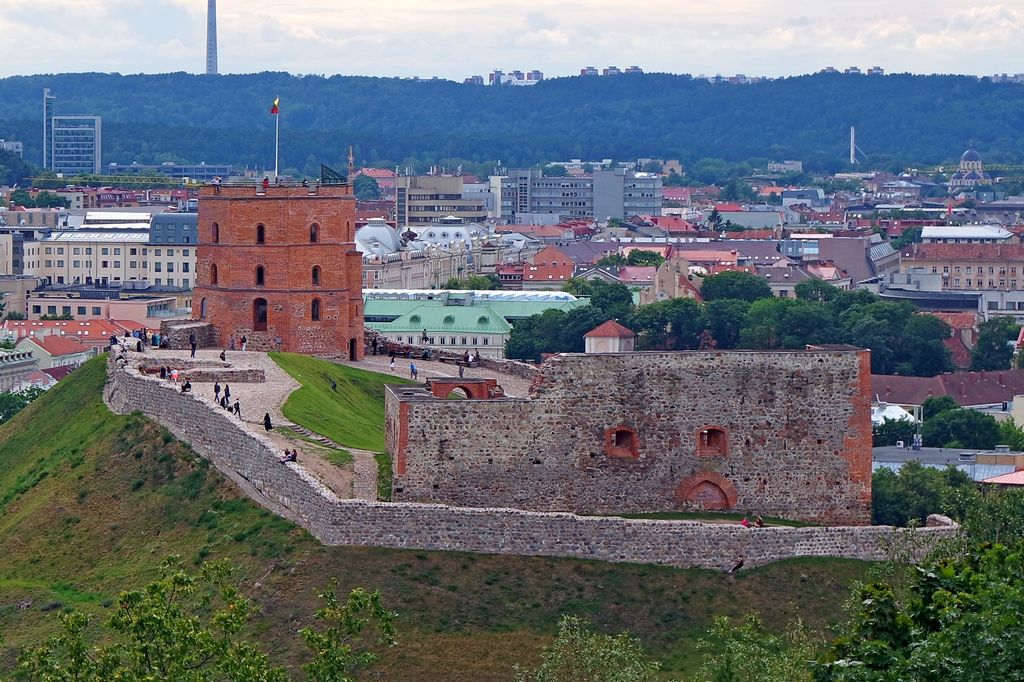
[389,349,874,525]
[103,359,956,569]
[193,186,364,358]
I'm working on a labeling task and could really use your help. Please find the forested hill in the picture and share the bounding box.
[1,71,1022,176]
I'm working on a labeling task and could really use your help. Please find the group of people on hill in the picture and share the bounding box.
[740,515,765,528]
[213,381,241,417]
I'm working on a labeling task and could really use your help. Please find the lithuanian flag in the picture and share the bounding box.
[270,97,280,115]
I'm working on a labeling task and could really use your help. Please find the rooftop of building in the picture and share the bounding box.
[584,320,636,339]
[42,230,151,243]
[905,243,1024,261]
[921,225,1012,240]
[373,304,513,335]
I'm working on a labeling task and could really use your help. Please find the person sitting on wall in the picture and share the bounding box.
[180,380,192,394]
[159,366,167,380]
[755,515,765,528]
[219,349,227,362]
[740,516,751,528]
[279,449,297,463]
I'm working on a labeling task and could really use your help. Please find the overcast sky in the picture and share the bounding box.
[3,1,1022,79]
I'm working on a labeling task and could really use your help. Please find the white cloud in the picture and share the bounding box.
[2,1,1022,78]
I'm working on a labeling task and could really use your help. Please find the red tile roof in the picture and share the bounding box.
[617,266,656,282]
[982,470,1024,486]
[42,365,75,381]
[584,320,636,339]
[4,319,125,338]
[905,243,1024,262]
[26,335,89,357]
[872,369,1024,407]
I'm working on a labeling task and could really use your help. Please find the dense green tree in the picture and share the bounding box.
[0,148,33,186]
[970,316,1020,371]
[694,615,817,682]
[998,417,1024,451]
[587,280,633,320]
[0,386,44,424]
[700,271,773,302]
[505,306,610,361]
[871,461,977,526]
[624,250,664,267]
[628,298,703,350]
[922,395,958,421]
[441,274,500,290]
[703,299,749,349]
[595,254,627,268]
[794,279,840,303]
[352,174,381,201]
[890,226,922,250]
[922,408,1000,449]
[514,615,660,682]
[542,164,568,177]
[818,540,1024,681]
[898,315,953,377]
[872,417,916,447]
[739,298,834,349]
[719,177,757,202]
[561,278,594,297]
[15,558,396,681]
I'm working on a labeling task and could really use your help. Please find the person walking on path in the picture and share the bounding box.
[233,400,241,418]
[229,336,236,351]
[263,412,273,432]
[212,176,222,194]
[223,384,231,402]
[458,364,465,378]
[240,336,248,351]
[220,395,229,410]
[409,362,417,380]
[262,177,270,191]
[214,382,221,401]
[219,349,226,362]
[389,356,396,372]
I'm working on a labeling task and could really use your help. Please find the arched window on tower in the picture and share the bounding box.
[253,298,268,332]
[255,265,265,286]
[312,265,321,286]
[212,222,220,244]
[256,223,265,244]
[310,223,319,243]
[311,298,321,321]
[210,263,218,285]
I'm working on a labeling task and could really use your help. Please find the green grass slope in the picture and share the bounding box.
[271,352,416,452]
[0,357,871,679]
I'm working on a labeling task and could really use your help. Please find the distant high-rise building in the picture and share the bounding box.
[0,140,23,158]
[50,116,102,176]
[580,66,599,77]
[603,66,622,76]
[206,0,218,75]
[42,88,55,168]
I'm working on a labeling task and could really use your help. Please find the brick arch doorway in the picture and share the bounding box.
[675,471,739,511]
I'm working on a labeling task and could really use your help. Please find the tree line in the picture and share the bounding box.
[2,72,1022,177]
[506,273,968,377]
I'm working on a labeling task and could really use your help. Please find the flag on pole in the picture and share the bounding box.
[270,96,280,115]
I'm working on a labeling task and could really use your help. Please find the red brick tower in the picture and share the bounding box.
[193,184,363,358]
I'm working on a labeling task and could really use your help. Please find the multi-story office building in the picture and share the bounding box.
[50,116,102,176]
[493,168,661,223]
[0,139,23,158]
[107,162,235,182]
[395,176,487,226]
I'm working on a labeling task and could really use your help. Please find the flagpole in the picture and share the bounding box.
[274,107,280,179]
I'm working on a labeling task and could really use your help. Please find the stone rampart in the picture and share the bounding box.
[389,349,873,525]
[160,321,218,350]
[103,359,956,570]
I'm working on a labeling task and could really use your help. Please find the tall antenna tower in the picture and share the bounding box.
[850,126,857,165]
[206,0,218,75]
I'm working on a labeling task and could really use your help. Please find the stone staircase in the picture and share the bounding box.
[284,423,347,450]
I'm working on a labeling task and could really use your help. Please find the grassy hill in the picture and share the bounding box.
[0,356,872,679]
[271,352,416,452]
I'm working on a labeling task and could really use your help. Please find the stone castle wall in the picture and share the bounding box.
[104,358,954,570]
[389,350,873,525]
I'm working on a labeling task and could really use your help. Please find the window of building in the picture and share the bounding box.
[76,306,86,315]
[182,263,190,272]
[311,298,321,321]
[154,262,161,272]
[45,260,52,267]
[114,248,121,255]
[255,265,265,286]
[696,427,729,456]
[312,265,321,285]
[73,248,81,255]
[183,237,190,244]
[44,248,52,255]
[483,338,489,345]
[57,248,64,255]
[57,260,64,267]
[114,261,121,268]
[155,278,162,285]
[253,297,268,331]
[141,261,147,269]
[101,248,109,255]
[167,249,174,256]
[155,249,162,256]
[210,263,218,284]
[46,306,56,315]
[91,307,101,315]
[31,305,40,314]
[130,261,137,268]
[167,262,174,273]
[183,249,190,257]
[256,224,265,244]
[603,426,638,459]
[310,223,319,243]
[182,278,189,288]
[167,278,174,286]
[61,306,71,315]
[966,266,973,274]
[212,223,220,244]
[73,260,80,268]
[130,248,137,255]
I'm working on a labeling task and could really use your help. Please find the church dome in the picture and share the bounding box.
[961,148,981,163]
[355,218,402,256]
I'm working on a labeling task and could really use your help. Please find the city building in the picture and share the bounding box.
[949,148,991,189]
[492,169,661,222]
[767,160,803,174]
[107,162,235,182]
[395,176,487,226]
[0,139,23,158]
[42,88,55,168]
[193,184,364,357]
[49,116,102,176]
[902,243,1024,291]
[920,225,1013,244]
[593,168,662,221]
[0,349,38,392]
[15,334,95,369]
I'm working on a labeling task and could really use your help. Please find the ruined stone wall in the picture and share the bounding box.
[160,321,217,350]
[103,360,952,569]
[390,350,873,525]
